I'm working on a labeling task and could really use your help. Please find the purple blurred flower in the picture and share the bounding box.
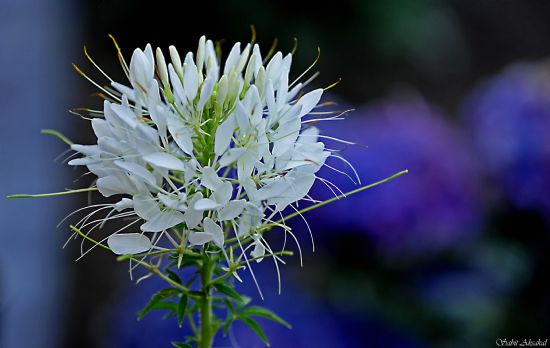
[461,62,550,216]
[309,96,482,256]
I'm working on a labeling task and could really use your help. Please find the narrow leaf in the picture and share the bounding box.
[177,294,188,328]
[137,288,179,320]
[171,342,192,348]
[242,306,292,329]
[166,269,183,285]
[240,316,270,346]
[213,282,244,303]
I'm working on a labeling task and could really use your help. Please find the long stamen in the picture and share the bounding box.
[108,34,130,78]
[72,63,122,102]
[84,46,114,83]
[290,47,320,88]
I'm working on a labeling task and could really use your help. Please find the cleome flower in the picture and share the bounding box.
[8,32,408,347]
[64,34,362,275]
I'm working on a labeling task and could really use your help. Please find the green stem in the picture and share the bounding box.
[7,187,98,199]
[274,169,408,224]
[40,128,73,145]
[199,256,214,348]
[224,169,409,245]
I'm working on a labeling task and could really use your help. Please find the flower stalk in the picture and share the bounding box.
[199,255,214,348]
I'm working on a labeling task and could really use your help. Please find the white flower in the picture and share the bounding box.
[67,35,356,264]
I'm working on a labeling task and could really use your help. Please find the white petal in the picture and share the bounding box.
[107,233,152,255]
[234,102,250,133]
[297,88,323,117]
[219,200,246,221]
[114,198,133,212]
[149,105,168,139]
[135,123,160,147]
[115,160,157,187]
[276,68,289,110]
[287,82,302,102]
[212,181,232,204]
[91,118,112,138]
[97,174,136,197]
[141,209,185,232]
[214,114,236,155]
[198,74,215,110]
[158,193,186,211]
[257,179,289,201]
[219,147,245,168]
[68,157,96,166]
[111,82,136,101]
[237,150,257,182]
[188,230,213,246]
[168,64,185,102]
[271,117,301,157]
[194,198,221,211]
[250,238,266,262]
[201,167,223,190]
[265,80,277,124]
[133,194,161,220]
[297,126,320,144]
[183,192,204,229]
[224,42,241,75]
[143,152,185,171]
[184,54,199,101]
[71,144,100,157]
[265,52,282,82]
[166,116,194,155]
[203,217,224,248]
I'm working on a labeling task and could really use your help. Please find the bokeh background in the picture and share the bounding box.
[1,0,550,347]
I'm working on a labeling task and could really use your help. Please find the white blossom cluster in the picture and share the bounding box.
[69,36,348,260]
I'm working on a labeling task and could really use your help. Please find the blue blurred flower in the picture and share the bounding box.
[461,62,550,217]
[309,95,482,256]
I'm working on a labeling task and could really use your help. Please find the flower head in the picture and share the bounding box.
[69,36,335,261]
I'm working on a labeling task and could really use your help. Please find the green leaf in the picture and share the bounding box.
[240,316,270,346]
[185,275,197,288]
[177,294,188,328]
[171,342,192,348]
[222,312,234,336]
[157,287,181,297]
[166,268,183,285]
[242,306,292,329]
[188,290,205,299]
[137,288,179,320]
[213,281,245,303]
[222,298,235,313]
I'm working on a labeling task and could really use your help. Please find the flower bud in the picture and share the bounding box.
[168,45,183,78]
[216,75,228,112]
[155,47,169,88]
